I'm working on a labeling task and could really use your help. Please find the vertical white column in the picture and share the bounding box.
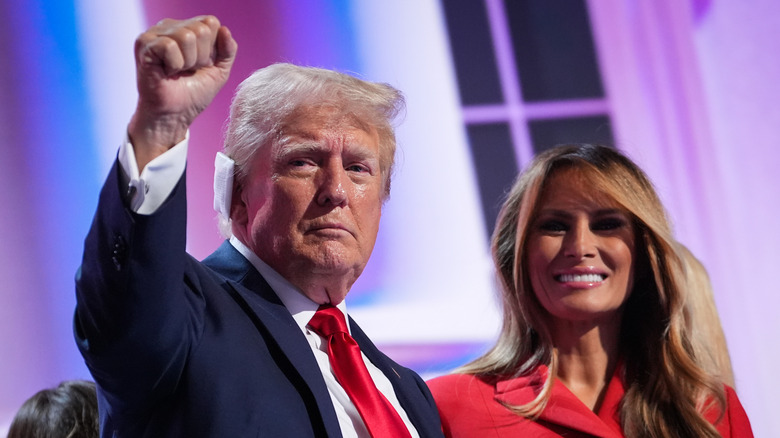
[348,0,500,344]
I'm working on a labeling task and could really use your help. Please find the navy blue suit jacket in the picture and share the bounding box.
[75,162,443,437]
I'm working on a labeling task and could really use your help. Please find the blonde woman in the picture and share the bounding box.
[427,144,752,437]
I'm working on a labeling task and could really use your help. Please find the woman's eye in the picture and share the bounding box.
[539,220,567,232]
[592,218,626,231]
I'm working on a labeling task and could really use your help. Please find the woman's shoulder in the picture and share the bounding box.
[712,385,754,437]
[426,373,512,436]
[427,366,548,401]
[427,373,492,398]
[426,372,500,411]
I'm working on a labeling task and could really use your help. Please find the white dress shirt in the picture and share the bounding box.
[117,136,419,438]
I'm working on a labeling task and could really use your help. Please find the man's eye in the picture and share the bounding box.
[346,164,368,173]
[288,158,318,168]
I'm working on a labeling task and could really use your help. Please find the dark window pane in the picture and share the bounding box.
[465,123,518,236]
[528,115,614,154]
[442,0,504,105]
[505,0,604,102]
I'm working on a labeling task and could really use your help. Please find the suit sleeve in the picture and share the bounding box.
[74,160,205,419]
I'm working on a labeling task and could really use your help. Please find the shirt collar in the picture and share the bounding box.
[228,236,349,332]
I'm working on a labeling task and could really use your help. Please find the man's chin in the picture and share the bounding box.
[297,278,353,306]
[303,243,365,271]
[307,257,364,279]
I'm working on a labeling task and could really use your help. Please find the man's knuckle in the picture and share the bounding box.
[189,22,210,39]
[201,15,220,29]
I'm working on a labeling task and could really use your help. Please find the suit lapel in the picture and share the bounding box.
[203,242,342,438]
[348,318,441,438]
[494,365,622,438]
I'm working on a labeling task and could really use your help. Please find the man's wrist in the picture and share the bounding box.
[128,111,191,171]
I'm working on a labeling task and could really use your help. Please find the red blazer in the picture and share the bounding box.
[427,365,753,437]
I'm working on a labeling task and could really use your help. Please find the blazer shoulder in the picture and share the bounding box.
[718,385,754,437]
[427,373,493,409]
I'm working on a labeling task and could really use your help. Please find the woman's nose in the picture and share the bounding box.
[563,222,596,259]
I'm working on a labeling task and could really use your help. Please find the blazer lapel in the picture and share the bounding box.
[494,366,621,438]
[203,241,342,437]
[595,369,624,435]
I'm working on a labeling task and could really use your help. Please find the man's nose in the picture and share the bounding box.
[563,222,596,259]
[317,165,348,207]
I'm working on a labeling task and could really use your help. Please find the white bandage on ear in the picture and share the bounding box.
[213,151,236,219]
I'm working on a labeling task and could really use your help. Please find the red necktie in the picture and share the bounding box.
[308,305,412,438]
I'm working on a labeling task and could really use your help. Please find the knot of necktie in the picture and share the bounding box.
[308,304,348,338]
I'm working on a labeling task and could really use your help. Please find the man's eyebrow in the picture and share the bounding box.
[276,140,326,156]
[276,138,380,160]
[344,143,380,162]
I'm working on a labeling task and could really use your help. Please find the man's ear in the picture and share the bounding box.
[230,183,247,226]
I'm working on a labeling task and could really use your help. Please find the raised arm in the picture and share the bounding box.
[128,15,237,172]
[74,17,237,424]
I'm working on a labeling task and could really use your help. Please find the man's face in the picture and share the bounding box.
[232,107,385,304]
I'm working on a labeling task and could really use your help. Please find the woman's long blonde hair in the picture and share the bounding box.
[678,244,735,388]
[460,144,726,437]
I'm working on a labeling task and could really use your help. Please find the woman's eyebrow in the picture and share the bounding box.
[535,209,574,219]
[536,207,624,218]
[593,208,627,217]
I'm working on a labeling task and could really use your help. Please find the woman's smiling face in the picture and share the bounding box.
[525,168,637,326]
